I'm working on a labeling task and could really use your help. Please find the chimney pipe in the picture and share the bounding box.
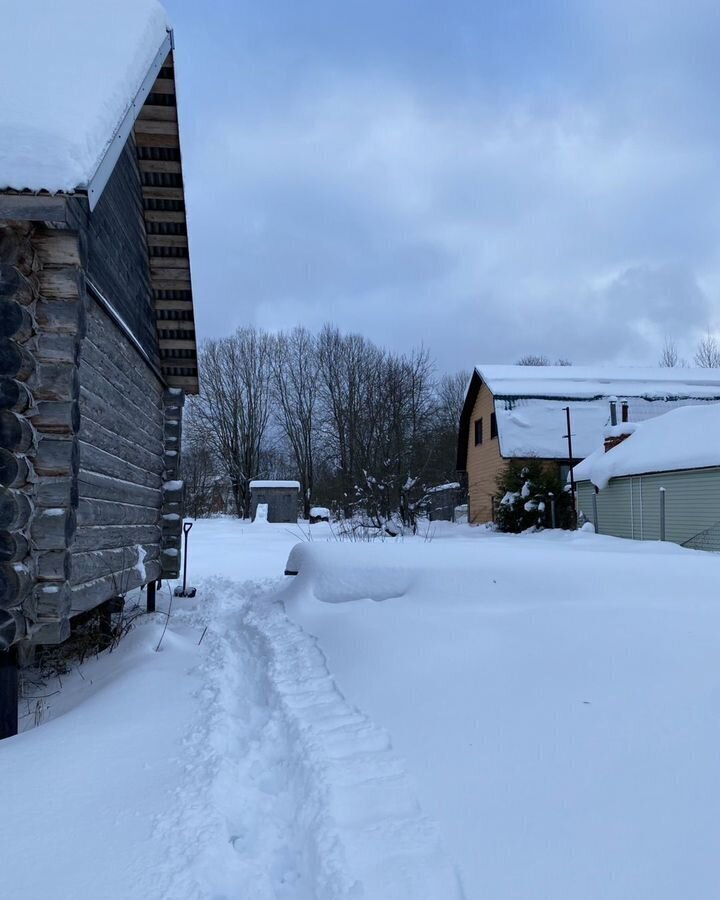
[621,399,629,423]
[609,397,617,427]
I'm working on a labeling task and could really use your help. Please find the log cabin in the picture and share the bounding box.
[0,1,198,735]
[457,366,720,525]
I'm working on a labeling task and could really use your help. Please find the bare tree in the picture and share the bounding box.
[517,354,550,366]
[196,328,274,517]
[694,332,720,368]
[270,327,320,518]
[182,396,219,518]
[437,370,471,432]
[659,336,679,367]
[516,355,571,366]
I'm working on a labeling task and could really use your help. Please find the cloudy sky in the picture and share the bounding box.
[167,0,720,373]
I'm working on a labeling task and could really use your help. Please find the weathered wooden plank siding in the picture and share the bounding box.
[76,136,158,361]
[466,384,503,524]
[71,295,164,612]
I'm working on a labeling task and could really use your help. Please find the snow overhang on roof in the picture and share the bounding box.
[475,365,720,401]
[573,404,720,489]
[457,366,720,469]
[0,0,170,209]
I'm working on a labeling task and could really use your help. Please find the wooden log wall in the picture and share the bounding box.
[0,223,82,646]
[160,389,184,578]
[0,222,187,646]
[71,293,165,613]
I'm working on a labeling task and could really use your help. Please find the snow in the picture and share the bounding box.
[134,544,147,581]
[163,480,183,491]
[573,403,720,489]
[4,517,720,899]
[426,482,461,493]
[473,365,720,459]
[476,364,720,400]
[310,506,331,518]
[250,480,301,489]
[0,0,169,193]
[285,527,720,899]
[495,395,720,459]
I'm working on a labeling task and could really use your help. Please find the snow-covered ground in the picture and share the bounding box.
[3,518,720,899]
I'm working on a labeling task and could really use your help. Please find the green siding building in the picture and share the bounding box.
[574,405,720,552]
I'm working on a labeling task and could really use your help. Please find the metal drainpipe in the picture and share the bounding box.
[592,489,600,533]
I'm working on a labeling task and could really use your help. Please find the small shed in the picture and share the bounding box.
[0,1,198,734]
[249,481,300,523]
[573,405,720,551]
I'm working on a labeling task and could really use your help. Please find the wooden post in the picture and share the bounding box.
[0,647,18,739]
[146,579,156,614]
[659,487,666,541]
[98,600,113,650]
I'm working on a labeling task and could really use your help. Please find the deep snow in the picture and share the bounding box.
[0,0,168,192]
[2,518,720,899]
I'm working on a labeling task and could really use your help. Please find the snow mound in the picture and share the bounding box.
[0,0,169,192]
[285,543,416,603]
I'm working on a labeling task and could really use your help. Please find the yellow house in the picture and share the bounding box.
[457,366,720,525]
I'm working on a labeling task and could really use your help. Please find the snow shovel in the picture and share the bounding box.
[173,521,197,598]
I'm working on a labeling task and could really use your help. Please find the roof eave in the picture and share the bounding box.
[86,29,174,211]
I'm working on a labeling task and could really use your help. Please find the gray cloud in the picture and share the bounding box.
[176,2,720,373]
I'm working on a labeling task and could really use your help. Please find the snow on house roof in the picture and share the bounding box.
[573,405,720,489]
[0,0,169,195]
[471,365,720,461]
[249,481,301,490]
[494,396,720,460]
[476,365,720,400]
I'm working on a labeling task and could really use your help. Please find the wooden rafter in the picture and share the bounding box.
[133,51,199,394]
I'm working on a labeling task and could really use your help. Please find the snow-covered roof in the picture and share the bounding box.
[468,365,720,461]
[0,0,169,195]
[573,405,720,489]
[476,365,720,401]
[495,396,720,460]
[250,481,301,490]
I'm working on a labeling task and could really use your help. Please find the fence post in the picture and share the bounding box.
[592,491,599,533]
[659,487,666,541]
[549,493,556,528]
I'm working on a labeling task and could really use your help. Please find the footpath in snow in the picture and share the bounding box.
[2,517,720,899]
[0,519,462,900]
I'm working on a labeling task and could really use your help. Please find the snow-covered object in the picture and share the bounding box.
[476,364,720,400]
[427,482,461,493]
[473,365,720,460]
[309,507,330,519]
[573,405,720,489]
[135,545,147,581]
[603,423,638,439]
[0,0,169,193]
[254,503,269,524]
[249,480,301,490]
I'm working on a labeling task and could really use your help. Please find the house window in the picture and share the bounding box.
[490,412,497,439]
[474,418,483,445]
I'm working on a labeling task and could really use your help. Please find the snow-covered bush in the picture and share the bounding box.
[494,459,573,533]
